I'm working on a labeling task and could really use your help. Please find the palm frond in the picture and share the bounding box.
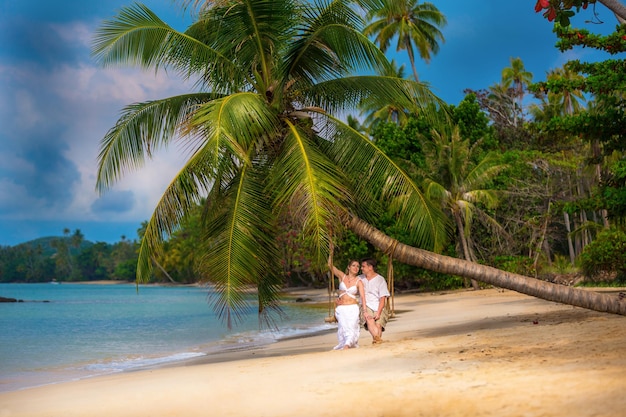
[135,91,280,325]
[132,95,278,283]
[202,0,296,89]
[423,178,448,202]
[285,0,389,85]
[200,161,281,328]
[463,189,500,209]
[270,120,352,265]
[318,113,449,251]
[186,92,281,161]
[306,76,445,122]
[96,93,222,192]
[136,139,231,285]
[463,153,509,193]
[91,3,241,90]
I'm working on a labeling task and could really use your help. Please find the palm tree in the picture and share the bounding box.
[348,216,626,315]
[360,59,412,128]
[363,0,447,81]
[528,91,561,123]
[501,57,533,126]
[70,229,84,251]
[421,125,508,289]
[545,67,586,116]
[345,114,368,135]
[51,228,77,281]
[93,0,446,326]
[94,0,626,323]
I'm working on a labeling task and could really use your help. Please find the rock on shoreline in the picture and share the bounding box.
[0,296,23,302]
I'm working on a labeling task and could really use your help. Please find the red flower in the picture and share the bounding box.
[546,7,557,21]
[582,2,589,9]
[535,0,550,12]
[577,32,585,40]
[622,35,626,41]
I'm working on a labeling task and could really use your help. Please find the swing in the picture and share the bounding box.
[323,238,397,322]
[325,239,338,323]
[324,278,337,324]
[385,240,398,318]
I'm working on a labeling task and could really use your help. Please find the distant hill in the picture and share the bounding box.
[16,237,95,257]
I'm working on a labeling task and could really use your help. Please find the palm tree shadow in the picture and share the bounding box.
[416,307,604,339]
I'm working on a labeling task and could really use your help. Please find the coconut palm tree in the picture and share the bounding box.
[93,0,447,326]
[501,57,533,126]
[420,125,508,289]
[544,67,586,116]
[94,0,626,324]
[363,0,447,81]
[527,67,586,141]
[348,216,626,315]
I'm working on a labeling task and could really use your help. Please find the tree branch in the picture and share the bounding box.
[598,0,626,22]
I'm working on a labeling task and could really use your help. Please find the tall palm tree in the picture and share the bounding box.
[94,0,626,323]
[93,0,446,326]
[363,0,447,81]
[70,229,84,251]
[528,91,561,123]
[545,67,586,116]
[501,57,533,126]
[421,125,508,289]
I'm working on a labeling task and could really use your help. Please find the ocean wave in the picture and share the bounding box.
[84,351,207,373]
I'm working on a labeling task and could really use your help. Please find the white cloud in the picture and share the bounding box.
[0,26,194,226]
[50,21,93,48]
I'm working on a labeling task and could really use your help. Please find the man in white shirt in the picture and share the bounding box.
[359,258,390,344]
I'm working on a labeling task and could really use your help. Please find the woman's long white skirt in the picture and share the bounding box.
[333,304,360,350]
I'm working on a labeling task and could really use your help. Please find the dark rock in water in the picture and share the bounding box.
[0,296,49,303]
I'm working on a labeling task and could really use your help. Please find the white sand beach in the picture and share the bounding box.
[1,287,625,417]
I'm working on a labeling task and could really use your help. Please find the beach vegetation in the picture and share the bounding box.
[92,0,447,326]
[579,227,626,282]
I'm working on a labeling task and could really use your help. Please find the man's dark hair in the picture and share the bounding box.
[360,257,377,270]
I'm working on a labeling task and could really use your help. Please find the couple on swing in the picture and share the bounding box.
[329,258,390,350]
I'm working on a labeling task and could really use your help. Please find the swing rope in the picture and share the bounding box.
[325,237,337,323]
[385,240,398,318]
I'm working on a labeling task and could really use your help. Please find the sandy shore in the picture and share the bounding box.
[2,287,625,417]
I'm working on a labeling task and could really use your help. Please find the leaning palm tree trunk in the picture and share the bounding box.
[348,216,626,316]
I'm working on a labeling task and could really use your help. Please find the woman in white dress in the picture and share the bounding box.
[330,260,366,350]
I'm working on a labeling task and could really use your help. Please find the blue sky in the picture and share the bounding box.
[0,0,618,246]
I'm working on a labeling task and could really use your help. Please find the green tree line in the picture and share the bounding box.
[0,230,138,283]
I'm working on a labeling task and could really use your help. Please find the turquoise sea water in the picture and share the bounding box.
[0,283,332,392]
